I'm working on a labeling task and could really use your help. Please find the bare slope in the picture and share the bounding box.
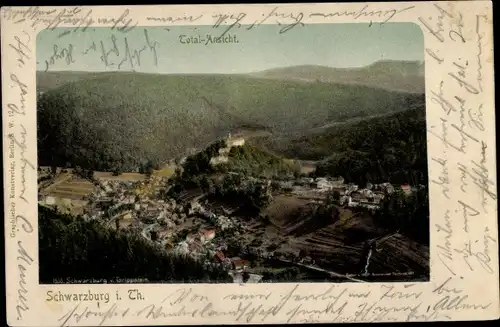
[261,197,429,278]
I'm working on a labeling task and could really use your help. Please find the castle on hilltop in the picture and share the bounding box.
[226,132,245,148]
[209,133,246,166]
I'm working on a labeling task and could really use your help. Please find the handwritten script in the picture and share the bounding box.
[5,26,36,321]
[421,0,497,289]
[2,2,498,325]
[2,7,137,38]
[55,281,495,326]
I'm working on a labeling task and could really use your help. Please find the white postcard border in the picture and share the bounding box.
[2,1,498,326]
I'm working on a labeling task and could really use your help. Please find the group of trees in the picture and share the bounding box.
[39,205,231,283]
[182,140,226,178]
[262,267,301,282]
[37,68,421,174]
[37,89,168,174]
[373,187,429,245]
[138,160,158,177]
[225,144,300,179]
[168,141,294,214]
[73,166,94,180]
[181,141,299,181]
[322,184,429,245]
[311,106,427,186]
[255,101,427,187]
[209,175,272,213]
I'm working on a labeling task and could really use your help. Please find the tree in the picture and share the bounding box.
[81,169,94,179]
[242,271,250,283]
[140,160,155,177]
[39,205,232,283]
[74,165,83,176]
[374,187,429,245]
[324,189,341,206]
[199,175,212,193]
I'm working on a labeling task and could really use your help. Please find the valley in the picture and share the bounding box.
[37,60,429,284]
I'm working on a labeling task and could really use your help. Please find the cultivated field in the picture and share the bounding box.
[253,195,429,279]
[47,178,96,199]
[94,172,146,181]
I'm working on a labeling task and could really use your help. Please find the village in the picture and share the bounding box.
[38,153,421,284]
[37,132,427,282]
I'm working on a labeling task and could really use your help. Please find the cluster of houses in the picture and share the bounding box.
[275,175,416,210]
[174,228,217,253]
[173,226,264,283]
[76,175,263,282]
[39,155,423,284]
[82,178,193,231]
[198,208,237,231]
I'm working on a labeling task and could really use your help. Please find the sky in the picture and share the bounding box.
[36,23,424,74]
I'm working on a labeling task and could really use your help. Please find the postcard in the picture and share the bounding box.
[2,1,498,326]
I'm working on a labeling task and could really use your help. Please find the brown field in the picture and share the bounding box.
[236,130,273,138]
[254,194,429,278]
[40,172,96,199]
[297,160,317,175]
[263,195,311,228]
[281,159,316,175]
[366,233,429,274]
[93,166,176,181]
[40,175,96,216]
[153,166,176,177]
[94,172,146,181]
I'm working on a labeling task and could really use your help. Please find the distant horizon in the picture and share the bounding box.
[36,58,425,75]
[37,23,424,74]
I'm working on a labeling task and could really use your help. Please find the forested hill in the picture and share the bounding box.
[38,205,231,283]
[37,71,105,93]
[250,60,425,93]
[37,71,423,172]
[254,104,428,186]
[37,60,424,94]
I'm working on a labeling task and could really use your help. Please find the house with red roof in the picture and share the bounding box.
[214,251,226,263]
[401,184,412,196]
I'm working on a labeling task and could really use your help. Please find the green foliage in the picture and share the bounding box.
[374,187,429,245]
[38,205,230,283]
[208,174,272,215]
[312,203,340,226]
[182,140,226,178]
[168,141,294,207]
[139,159,156,177]
[74,166,94,180]
[226,144,300,178]
[262,267,301,282]
[326,190,341,205]
[253,60,425,93]
[37,71,423,172]
[259,105,427,186]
